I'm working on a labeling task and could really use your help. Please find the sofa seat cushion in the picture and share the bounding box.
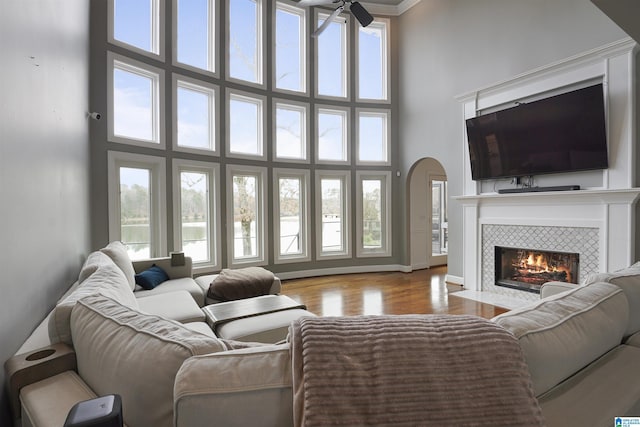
[20,371,102,427]
[537,344,640,427]
[625,331,640,348]
[49,261,138,345]
[585,261,640,337]
[215,309,315,343]
[71,294,227,427]
[135,277,206,307]
[492,282,628,396]
[183,321,216,338]
[100,241,136,291]
[136,290,206,323]
[174,344,293,427]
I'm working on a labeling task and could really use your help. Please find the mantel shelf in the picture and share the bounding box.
[453,188,640,206]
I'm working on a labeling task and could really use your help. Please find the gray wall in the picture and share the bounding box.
[0,0,90,423]
[396,0,629,280]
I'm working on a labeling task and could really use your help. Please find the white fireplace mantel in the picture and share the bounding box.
[454,38,638,293]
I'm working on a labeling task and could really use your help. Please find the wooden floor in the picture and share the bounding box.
[280,266,508,319]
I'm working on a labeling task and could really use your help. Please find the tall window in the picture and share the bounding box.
[173,160,220,271]
[175,0,216,74]
[316,10,349,99]
[274,100,308,162]
[356,171,391,257]
[227,90,265,159]
[110,0,163,58]
[274,2,306,93]
[107,152,167,260]
[227,166,267,266]
[109,53,164,147]
[357,109,390,165]
[174,75,217,153]
[317,106,349,164]
[228,0,263,85]
[274,169,310,263]
[316,171,351,258]
[357,20,389,101]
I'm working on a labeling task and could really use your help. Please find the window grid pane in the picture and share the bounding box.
[279,177,303,256]
[232,175,258,259]
[358,23,386,100]
[177,0,212,71]
[180,171,210,262]
[362,179,382,249]
[114,66,155,141]
[317,13,346,97]
[358,112,387,163]
[229,95,262,156]
[229,0,261,84]
[276,103,305,160]
[177,82,214,150]
[120,167,151,260]
[114,0,154,52]
[321,178,344,252]
[275,4,305,92]
[318,109,347,162]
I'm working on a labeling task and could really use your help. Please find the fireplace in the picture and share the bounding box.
[495,246,579,294]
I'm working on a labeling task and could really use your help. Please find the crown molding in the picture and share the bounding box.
[361,0,421,16]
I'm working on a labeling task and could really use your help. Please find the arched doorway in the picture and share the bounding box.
[408,158,448,269]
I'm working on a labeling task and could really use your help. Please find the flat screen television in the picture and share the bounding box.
[465,83,608,180]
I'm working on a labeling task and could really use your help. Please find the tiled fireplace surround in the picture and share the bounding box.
[453,38,640,306]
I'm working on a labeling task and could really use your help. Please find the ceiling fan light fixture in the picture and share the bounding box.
[349,2,374,28]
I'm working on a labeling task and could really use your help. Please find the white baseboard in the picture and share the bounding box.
[277,264,413,281]
[445,274,464,286]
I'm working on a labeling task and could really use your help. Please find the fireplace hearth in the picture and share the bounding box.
[495,246,579,294]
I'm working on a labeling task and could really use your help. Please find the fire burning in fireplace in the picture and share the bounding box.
[495,247,579,293]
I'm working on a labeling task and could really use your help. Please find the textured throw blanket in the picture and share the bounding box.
[289,315,545,427]
[208,267,274,301]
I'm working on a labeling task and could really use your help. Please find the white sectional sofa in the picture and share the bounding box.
[6,249,640,427]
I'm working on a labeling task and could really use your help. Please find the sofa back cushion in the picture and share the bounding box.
[584,261,640,337]
[71,294,227,427]
[48,258,138,345]
[492,282,628,396]
[100,241,136,291]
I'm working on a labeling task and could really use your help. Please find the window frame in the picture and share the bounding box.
[225,0,266,89]
[226,164,268,267]
[172,159,221,273]
[273,168,311,264]
[107,52,166,149]
[356,171,392,257]
[225,89,267,161]
[315,104,351,165]
[356,108,391,166]
[172,73,219,156]
[107,151,167,259]
[315,169,352,260]
[314,8,351,101]
[355,18,390,103]
[108,0,165,61]
[172,0,219,77]
[272,0,308,96]
[273,98,310,164]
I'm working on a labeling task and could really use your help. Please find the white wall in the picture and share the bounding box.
[397,0,628,279]
[0,0,90,423]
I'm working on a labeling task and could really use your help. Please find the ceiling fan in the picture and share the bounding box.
[298,0,374,37]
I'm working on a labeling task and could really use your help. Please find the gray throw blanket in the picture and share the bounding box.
[208,267,275,301]
[289,315,545,427]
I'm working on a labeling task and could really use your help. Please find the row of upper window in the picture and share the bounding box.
[109,0,390,101]
[108,151,392,272]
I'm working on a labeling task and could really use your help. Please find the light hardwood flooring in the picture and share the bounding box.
[280,266,508,319]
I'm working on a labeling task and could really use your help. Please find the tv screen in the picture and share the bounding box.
[465,83,608,180]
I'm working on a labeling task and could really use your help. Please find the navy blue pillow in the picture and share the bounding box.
[135,264,169,290]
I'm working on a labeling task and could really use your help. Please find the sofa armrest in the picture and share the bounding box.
[540,281,578,299]
[133,256,193,279]
[4,343,76,419]
[174,344,293,427]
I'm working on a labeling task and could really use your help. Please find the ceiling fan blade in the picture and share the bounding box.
[312,5,344,38]
[350,2,374,28]
[298,0,336,6]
